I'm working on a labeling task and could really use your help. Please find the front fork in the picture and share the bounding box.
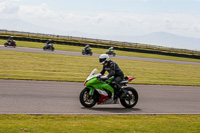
[86,86,95,96]
[89,89,94,96]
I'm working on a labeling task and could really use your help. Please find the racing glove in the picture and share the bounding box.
[100,75,108,80]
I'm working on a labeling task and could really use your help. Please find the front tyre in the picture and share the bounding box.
[79,88,97,108]
[43,46,46,51]
[120,87,138,108]
[4,43,8,47]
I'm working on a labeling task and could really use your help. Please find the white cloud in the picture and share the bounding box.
[0,1,19,14]
[192,23,200,32]
[156,14,200,38]
[17,5,200,37]
[16,3,148,35]
[161,18,174,28]
[19,3,60,20]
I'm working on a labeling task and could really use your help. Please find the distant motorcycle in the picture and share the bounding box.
[82,48,93,56]
[43,44,54,51]
[4,40,16,48]
[106,50,116,56]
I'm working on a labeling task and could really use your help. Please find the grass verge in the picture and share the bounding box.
[0,50,200,86]
[1,39,200,63]
[0,115,199,133]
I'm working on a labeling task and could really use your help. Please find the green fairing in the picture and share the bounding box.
[85,77,114,95]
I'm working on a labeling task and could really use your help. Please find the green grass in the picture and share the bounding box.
[0,115,199,133]
[0,50,200,86]
[1,39,200,63]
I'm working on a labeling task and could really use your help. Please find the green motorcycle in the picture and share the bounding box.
[79,68,138,108]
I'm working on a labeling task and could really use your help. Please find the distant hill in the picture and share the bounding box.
[129,32,200,51]
[0,19,45,32]
[91,32,200,51]
[0,19,65,35]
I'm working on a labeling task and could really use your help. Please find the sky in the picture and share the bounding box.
[0,0,200,39]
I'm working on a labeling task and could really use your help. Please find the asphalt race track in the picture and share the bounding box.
[1,46,200,65]
[0,79,200,114]
[0,46,200,114]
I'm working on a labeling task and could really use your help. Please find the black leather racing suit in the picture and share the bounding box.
[46,40,53,48]
[100,60,124,90]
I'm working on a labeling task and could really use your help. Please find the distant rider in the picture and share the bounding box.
[7,36,15,45]
[45,39,53,48]
[84,44,90,53]
[99,54,125,98]
[107,47,114,53]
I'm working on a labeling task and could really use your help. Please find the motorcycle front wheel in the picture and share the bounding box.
[120,87,138,108]
[79,88,98,108]
[82,51,85,55]
[4,43,8,47]
[43,46,46,51]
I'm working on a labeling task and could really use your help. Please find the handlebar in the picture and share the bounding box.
[97,75,109,84]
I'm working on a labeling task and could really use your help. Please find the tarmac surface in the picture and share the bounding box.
[0,79,200,114]
[1,46,200,65]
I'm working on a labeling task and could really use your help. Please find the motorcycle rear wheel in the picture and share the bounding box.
[79,88,97,108]
[120,87,138,108]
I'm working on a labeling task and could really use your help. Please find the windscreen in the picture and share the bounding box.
[86,68,101,81]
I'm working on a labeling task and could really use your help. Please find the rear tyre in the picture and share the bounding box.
[120,87,138,108]
[79,88,97,108]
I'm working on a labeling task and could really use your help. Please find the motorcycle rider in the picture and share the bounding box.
[8,36,13,41]
[7,36,14,45]
[108,47,114,53]
[45,39,53,49]
[99,54,125,98]
[84,44,90,53]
